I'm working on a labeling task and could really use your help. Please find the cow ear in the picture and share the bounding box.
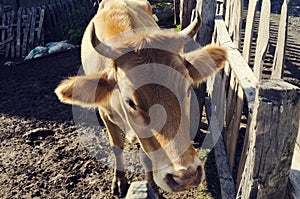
[184,45,227,83]
[55,73,116,107]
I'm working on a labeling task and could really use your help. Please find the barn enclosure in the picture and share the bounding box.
[0,0,299,198]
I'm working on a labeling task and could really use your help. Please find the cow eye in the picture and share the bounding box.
[125,98,137,110]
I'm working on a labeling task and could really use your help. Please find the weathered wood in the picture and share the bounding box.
[242,0,259,63]
[173,0,180,25]
[236,114,252,188]
[214,15,258,112]
[22,9,31,57]
[180,0,196,29]
[36,7,45,46]
[253,0,270,79]
[230,0,243,49]
[237,80,300,199]
[206,72,236,199]
[5,11,12,58]
[10,10,15,58]
[196,0,216,46]
[16,8,22,57]
[290,140,300,199]
[28,7,36,52]
[271,0,289,79]
[228,84,244,171]
[224,0,234,28]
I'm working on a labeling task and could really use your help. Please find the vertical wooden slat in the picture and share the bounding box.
[242,0,259,63]
[174,0,180,25]
[22,9,31,57]
[36,7,45,46]
[48,5,57,28]
[228,84,244,171]
[28,7,36,51]
[196,0,216,46]
[253,0,270,79]
[1,13,6,44]
[10,10,15,58]
[5,11,12,58]
[271,0,289,79]
[180,0,196,29]
[231,0,243,49]
[224,0,232,27]
[16,8,22,58]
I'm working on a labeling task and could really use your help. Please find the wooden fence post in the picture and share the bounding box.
[237,80,300,199]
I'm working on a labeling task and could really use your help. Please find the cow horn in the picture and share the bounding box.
[179,10,202,38]
[90,22,120,59]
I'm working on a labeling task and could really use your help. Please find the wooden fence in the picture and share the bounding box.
[0,0,98,59]
[0,7,44,58]
[181,0,300,198]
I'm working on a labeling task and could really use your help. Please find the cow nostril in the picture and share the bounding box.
[196,165,205,184]
[165,173,181,190]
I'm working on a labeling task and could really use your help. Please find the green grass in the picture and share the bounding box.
[152,2,172,9]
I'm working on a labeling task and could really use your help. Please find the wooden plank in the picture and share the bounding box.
[224,0,232,27]
[180,0,196,30]
[242,0,259,63]
[10,10,15,58]
[224,73,237,152]
[22,9,31,57]
[253,0,270,80]
[230,0,243,49]
[28,7,36,52]
[16,8,22,57]
[237,80,300,199]
[48,5,57,28]
[1,12,7,53]
[65,1,74,28]
[174,0,180,25]
[5,11,12,58]
[271,0,289,79]
[60,3,70,28]
[236,114,252,188]
[44,5,53,30]
[206,49,236,198]
[0,36,13,47]
[215,15,258,112]
[36,7,45,46]
[196,0,216,46]
[227,84,244,171]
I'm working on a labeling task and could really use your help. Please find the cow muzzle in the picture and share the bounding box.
[164,165,204,192]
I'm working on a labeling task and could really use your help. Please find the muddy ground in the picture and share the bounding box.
[0,5,300,199]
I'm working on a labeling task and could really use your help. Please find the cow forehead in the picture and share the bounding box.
[117,63,192,101]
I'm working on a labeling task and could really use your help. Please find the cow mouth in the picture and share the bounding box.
[164,166,203,192]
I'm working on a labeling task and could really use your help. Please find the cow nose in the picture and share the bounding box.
[165,166,204,192]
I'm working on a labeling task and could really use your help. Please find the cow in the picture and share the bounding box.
[55,0,227,197]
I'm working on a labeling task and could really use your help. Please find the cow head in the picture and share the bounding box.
[55,17,227,192]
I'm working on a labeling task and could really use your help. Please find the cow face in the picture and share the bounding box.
[55,28,226,192]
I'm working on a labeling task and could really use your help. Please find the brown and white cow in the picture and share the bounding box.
[55,0,226,197]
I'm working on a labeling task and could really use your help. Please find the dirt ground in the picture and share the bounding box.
[0,47,220,199]
[0,5,299,199]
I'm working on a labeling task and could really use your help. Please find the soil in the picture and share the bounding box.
[0,48,218,199]
[0,3,299,199]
